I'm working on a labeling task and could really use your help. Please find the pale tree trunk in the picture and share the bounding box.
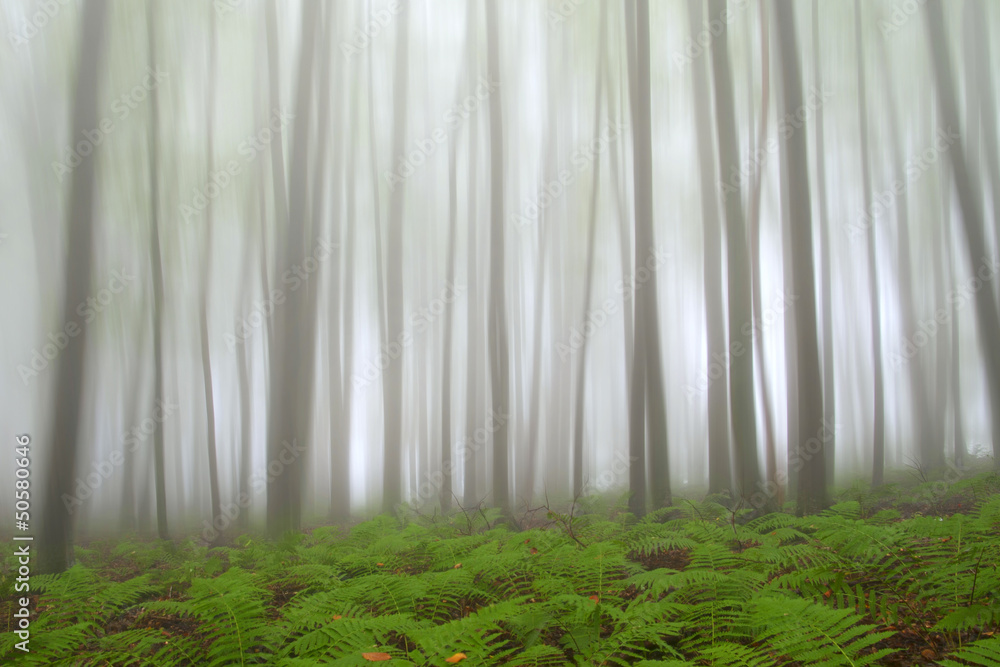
[332,47,361,522]
[147,0,169,540]
[572,0,607,498]
[199,3,222,541]
[750,0,778,507]
[852,2,885,488]
[462,3,481,507]
[441,131,458,512]
[524,10,558,506]
[486,0,510,514]
[382,0,410,513]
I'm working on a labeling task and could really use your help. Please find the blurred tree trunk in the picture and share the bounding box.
[948,223,966,467]
[709,0,759,504]
[812,0,834,494]
[307,5,346,522]
[750,0,777,507]
[688,0,731,497]
[486,0,510,515]
[332,49,361,522]
[572,0,607,498]
[441,127,458,512]
[147,0,169,541]
[462,3,481,508]
[773,0,827,515]
[39,0,108,575]
[926,0,1000,467]
[625,0,647,517]
[853,2,885,488]
[266,0,319,537]
[968,0,999,267]
[199,3,222,542]
[626,0,671,515]
[382,0,410,513]
[524,12,557,507]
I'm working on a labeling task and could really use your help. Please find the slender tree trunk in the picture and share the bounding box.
[572,0,608,498]
[485,0,510,514]
[709,0,759,503]
[441,129,459,512]
[688,0,731,497]
[948,223,966,467]
[750,0,778,508]
[200,3,222,542]
[852,2,885,488]
[381,0,410,513]
[812,0,834,495]
[462,3,480,507]
[147,0,169,541]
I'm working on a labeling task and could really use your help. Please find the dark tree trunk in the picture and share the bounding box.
[773,0,827,515]
[40,0,109,575]
[687,0,731,497]
[266,0,319,537]
[709,0,759,503]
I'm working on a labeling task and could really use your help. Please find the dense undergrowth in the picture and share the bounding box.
[2,469,1000,666]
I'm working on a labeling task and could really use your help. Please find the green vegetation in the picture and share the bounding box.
[3,470,999,666]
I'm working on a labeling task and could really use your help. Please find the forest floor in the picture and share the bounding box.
[2,467,999,666]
